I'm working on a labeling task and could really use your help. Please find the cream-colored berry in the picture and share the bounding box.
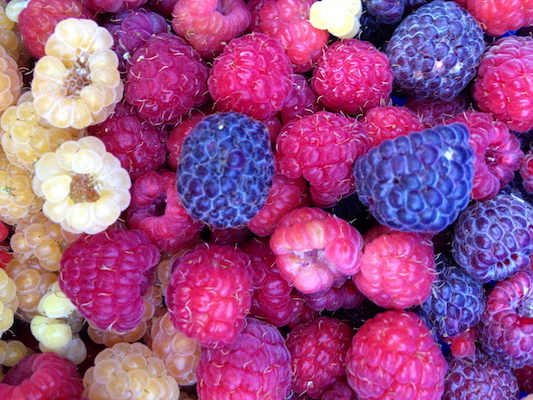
[30,315,72,350]
[309,0,363,38]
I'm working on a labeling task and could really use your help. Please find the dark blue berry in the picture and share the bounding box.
[363,0,405,24]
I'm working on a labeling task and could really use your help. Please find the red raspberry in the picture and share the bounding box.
[165,243,253,348]
[125,32,210,125]
[87,101,168,181]
[126,170,204,253]
[445,110,524,201]
[276,111,370,208]
[287,316,354,399]
[172,0,251,58]
[197,317,292,399]
[280,73,319,126]
[257,0,329,72]
[248,173,310,237]
[515,364,533,394]
[355,228,437,309]
[270,207,364,294]
[405,95,469,128]
[145,0,177,17]
[0,352,83,399]
[362,105,423,147]
[287,290,320,329]
[18,0,93,59]
[312,39,394,115]
[246,0,266,33]
[520,148,533,194]
[208,32,294,120]
[301,279,365,312]
[81,0,147,13]
[472,35,533,133]
[322,380,358,400]
[241,237,293,327]
[346,310,447,400]
[59,229,160,332]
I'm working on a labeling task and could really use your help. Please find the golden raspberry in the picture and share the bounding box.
[0,339,33,367]
[0,268,18,338]
[0,5,23,63]
[0,42,21,115]
[32,136,131,234]
[31,18,123,129]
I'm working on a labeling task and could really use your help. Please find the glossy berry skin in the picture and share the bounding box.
[165,243,253,348]
[364,0,405,24]
[197,317,291,400]
[386,0,484,100]
[176,112,275,230]
[452,193,533,283]
[362,106,423,147]
[346,310,447,400]
[353,123,474,233]
[405,95,469,128]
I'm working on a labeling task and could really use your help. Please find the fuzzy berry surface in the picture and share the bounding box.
[208,32,293,120]
[196,317,291,400]
[59,229,160,332]
[287,316,354,399]
[405,95,469,128]
[362,105,424,147]
[270,207,364,294]
[312,38,393,115]
[176,111,275,230]
[0,352,84,399]
[346,310,447,400]
[386,0,484,100]
[280,73,318,126]
[165,243,253,348]
[452,193,533,283]
[171,0,251,58]
[276,111,370,208]
[353,123,474,233]
[125,32,209,125]
[472,35,533,133]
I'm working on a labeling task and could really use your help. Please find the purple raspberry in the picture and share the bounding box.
[363,0,405,25]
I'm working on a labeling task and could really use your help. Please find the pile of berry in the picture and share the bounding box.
[0,0,533,399]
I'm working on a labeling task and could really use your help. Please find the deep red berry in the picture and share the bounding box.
[362,105,423,147]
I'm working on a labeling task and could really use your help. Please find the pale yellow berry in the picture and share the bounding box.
[0,268,18,338]
[38,283,76,319]
[1,339,32,367]
[309,0,363,38]
[39,335,87,365]
[5,0,29,24]
[30,315,72,350]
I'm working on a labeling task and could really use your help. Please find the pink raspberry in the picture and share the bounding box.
[472,35,533,133]
[270,207,364,294]
[322,380,359,400]
[444,110,524,201]
[197,317,292,399]
[165,243,253,348]
[276,111,370,208]
[172,0,251,58]
[287,316,354,399]
[405,95,469,128]
[257,0,329,72]
[59,229,160,332]
[0,352,83,399]
[126,170,204,253]
[280,73,319,126]
[246,0,266,33]
[301,279,365,312]
[362,106,423,147]
[207,226,252,246]
[208,32,293,120]
[241,237,293,327]
[287,290,320,329]
[346,310,447,400]
[248,173,310,237]
[18,0,93,59]
[82,0,147,13]
[520,148,533,194]
[312,39,394,115]
[125,32,210,125]
[355,228,437,309]
[87,101,168,181]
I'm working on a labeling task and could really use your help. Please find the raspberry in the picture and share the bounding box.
[443,347,519,399]
[196,317,291,400]
[270,207,364,294]
[83,342,180,400]
[354,123,474,233]
[357,10,398,50]
[301,279,364,312]
[462,0,532,37]
[0,340,33,370]
[126,170,204,253]
[346,310,447,400]
[257,0,329,72]
[417,255,485,341]
[176,112,275,230]
[125,32,209,125]
[0,352,83,399]
[472,35,533,133]
[308,0,364,39]
[444,110,524,201]
[59,229,160,333]
[515,364,533,394]
[452,193,533,283]
[165,243,253,348]
[279,74,318,126]
[104,8,169,74]
[478,269,533,368]
[355,228,436,309]
[385,0,484,100]
[521,148,533,194]
[206,225,251,246]
[18,0,92,60]
[362,105,424,147]
[276,111,370,208]
[287,316,354,399]
[208,32,293,120]
[81,0,147,13]
[0,44,22,116]
[88,102,168,181]
[171,0,251,58]
[312,38,393,115]
[145,0,177,17]
[405,95,469,128]
[0,268,17,338]
[364,0,405,24]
